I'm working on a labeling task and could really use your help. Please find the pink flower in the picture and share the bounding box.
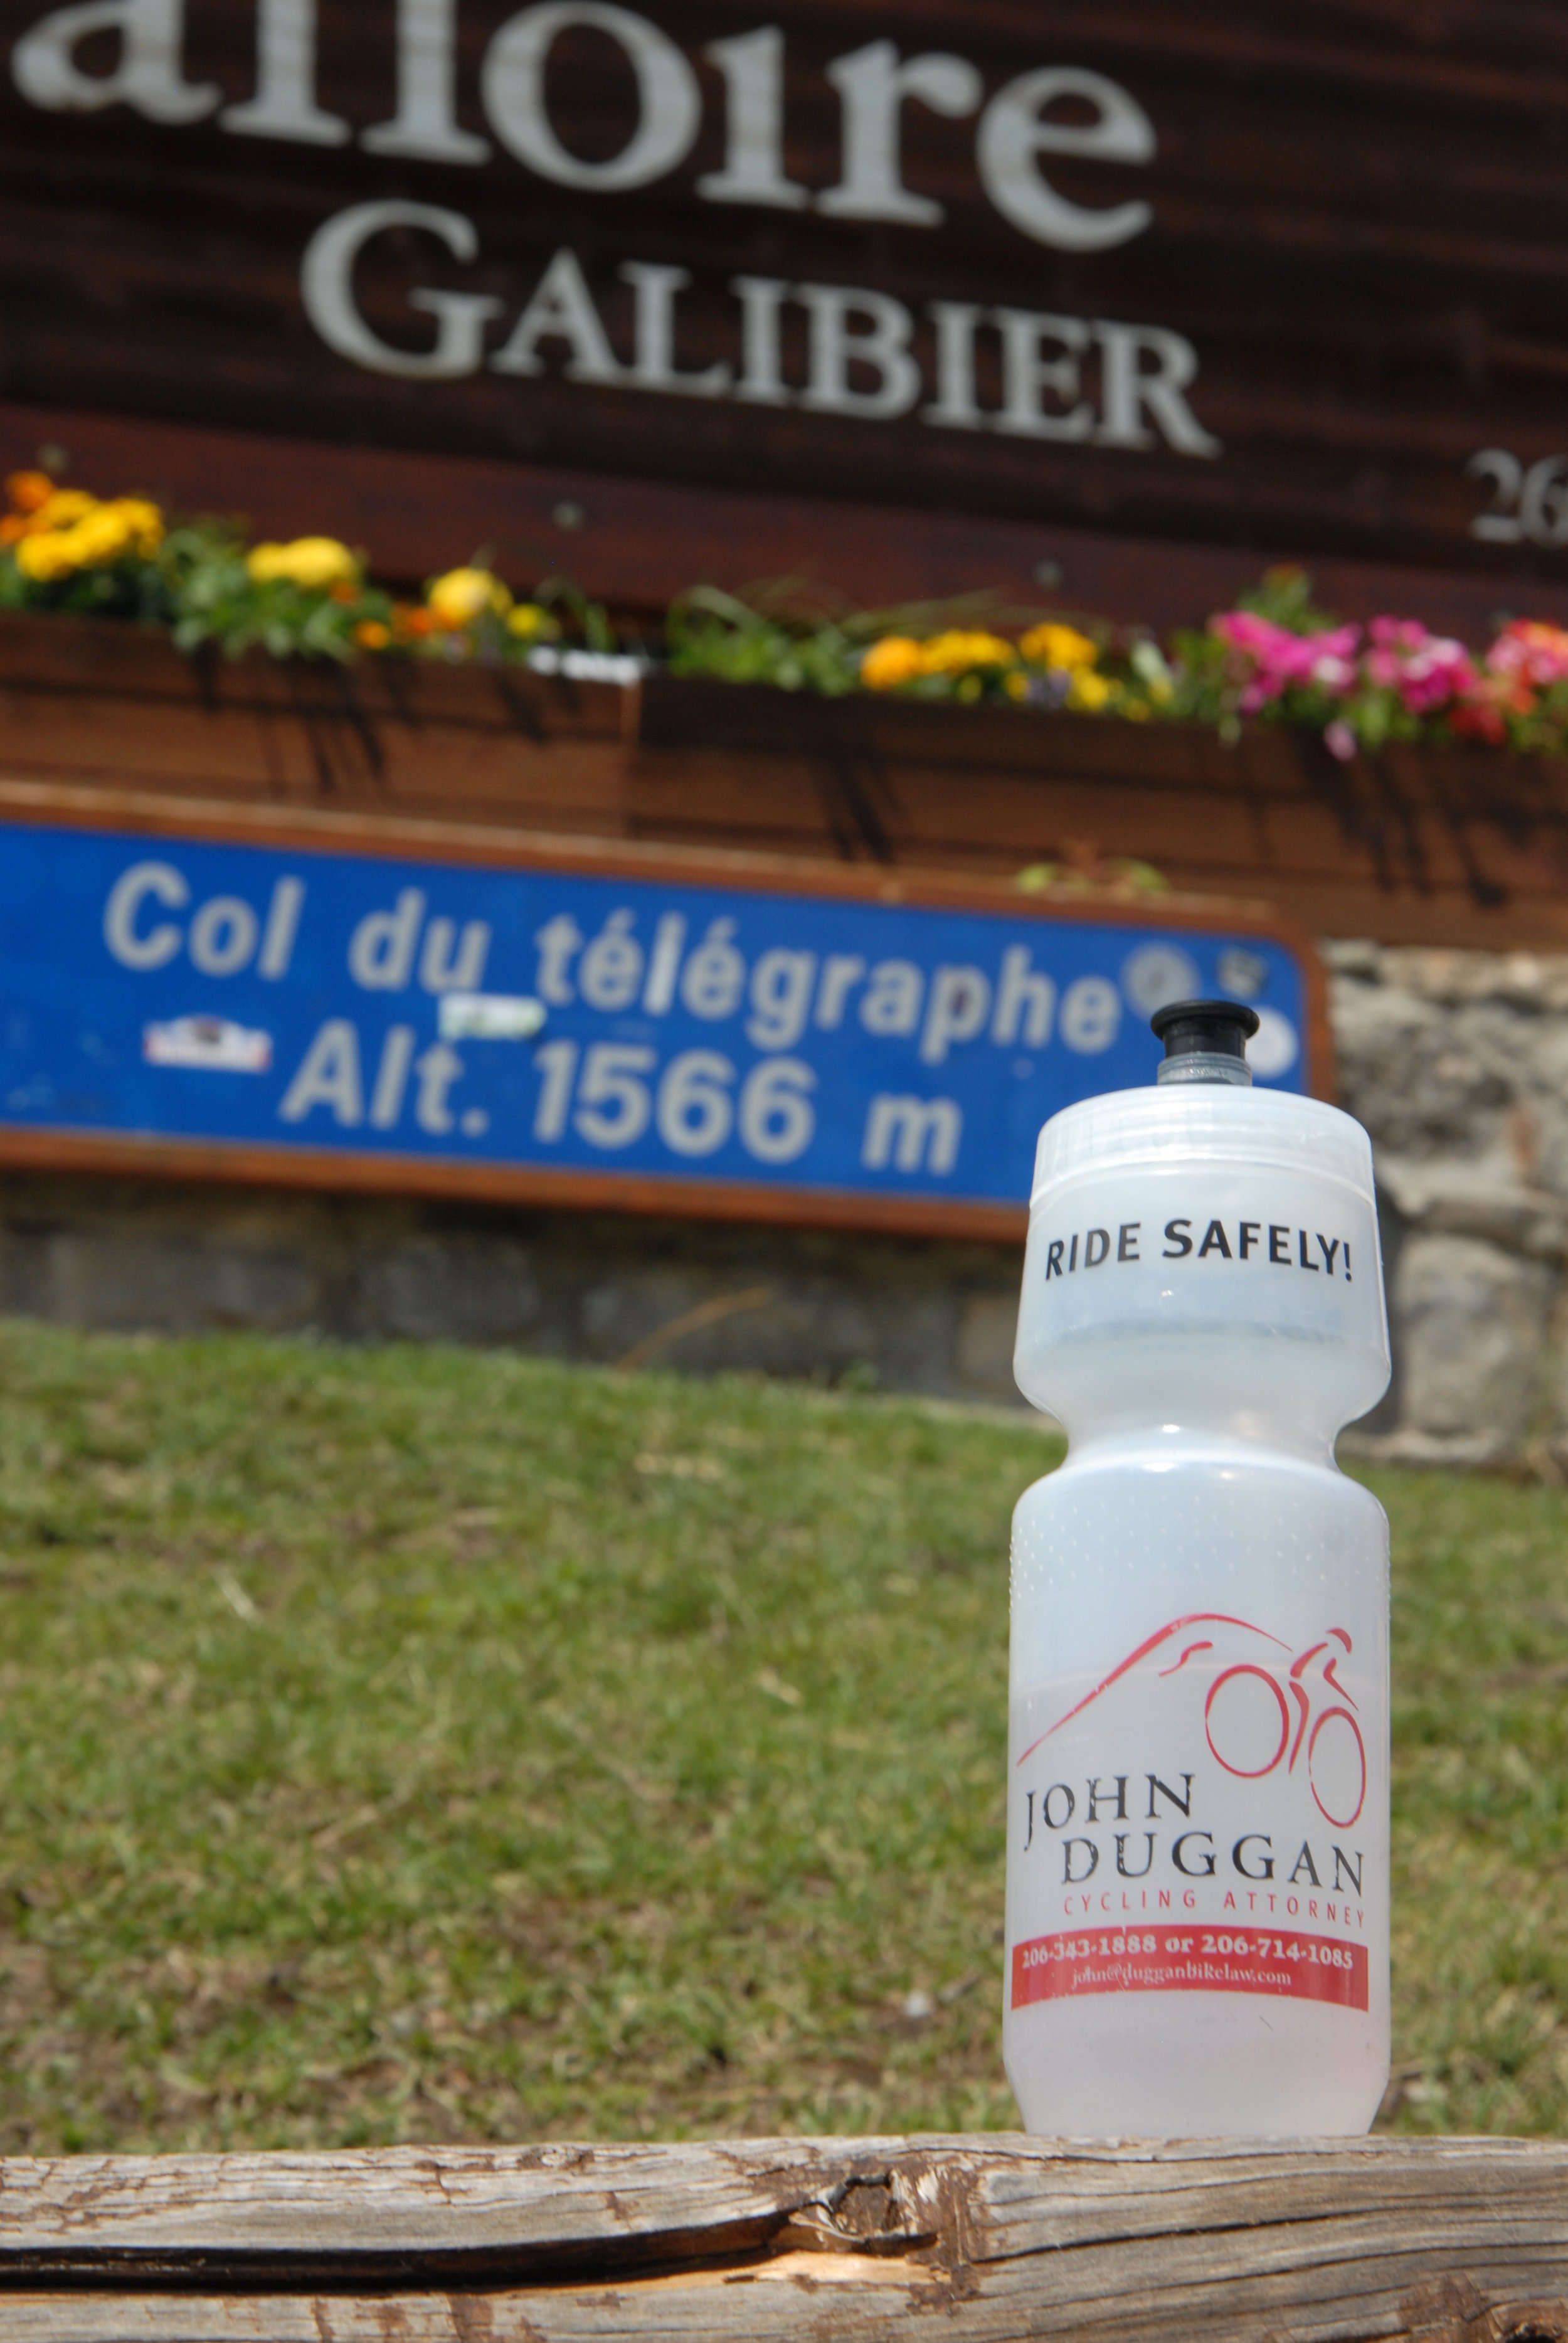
[1363,617,1476,715]
[1324,720,1357,762]
[1210,613,1362,709]
[1486,620,1568,688]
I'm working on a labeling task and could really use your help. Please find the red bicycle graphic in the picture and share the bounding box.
[1017,1610,1367,1829]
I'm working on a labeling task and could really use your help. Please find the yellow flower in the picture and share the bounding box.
[71,514,131,565]
[34,489,97,529]
[111,497,164,555]
[505,602,555,641]
[1067,669,1115,713]
[861,634,924,689]
[1019,622,1097,671]
[14,533,75,582]
[247,536,360,590]
[919,629,1017,676]
[426,566,512,629]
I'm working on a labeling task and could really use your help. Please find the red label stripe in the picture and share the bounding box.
[1011,1925,1368,2013]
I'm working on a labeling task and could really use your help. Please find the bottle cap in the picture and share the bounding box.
[1150,998,1261,1087]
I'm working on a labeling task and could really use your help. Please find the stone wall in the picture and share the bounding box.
[1330,940,1568,1469]
[0,1172,1025,1405]
[3,942,1565,1459]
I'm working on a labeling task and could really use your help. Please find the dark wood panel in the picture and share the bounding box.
[4,4,1568,593]
[9,403,1568,643]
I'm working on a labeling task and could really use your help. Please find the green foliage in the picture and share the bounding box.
[0,546,172,628]
[162,524,395,665]
[0,1320,1560,2147]
[664,585,866,694]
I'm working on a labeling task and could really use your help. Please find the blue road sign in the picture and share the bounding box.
[0,820,1311,1217]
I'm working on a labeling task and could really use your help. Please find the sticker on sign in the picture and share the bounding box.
[437,992,548,1042]
[143,1016,273,1072]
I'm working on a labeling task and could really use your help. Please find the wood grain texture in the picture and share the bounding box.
[6,401,1566,643]
[0,2136,1560,2341]
[4,609,1564,948]
[631,676,1568,950]
[3,6,1568,592]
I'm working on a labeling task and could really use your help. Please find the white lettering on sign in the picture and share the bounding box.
[696,26,807,211]
[817,41,983,228]
[362,0,489,161]
[10,0,1158,255]
[11,0,218,120]
[93,852,1283,1176]
[302,201,503,380]
[976,68,1155,252]
[8,0,1217,445]
[221,0,349,144]
[862,1093,961,1176]
[480,0,701,191]
[1466,449,1568,548]
[296,215,1220,454]
[103,861,306,979]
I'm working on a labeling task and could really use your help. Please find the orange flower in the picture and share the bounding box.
[6,470,56,515]
[330,580,361,605]
[861,635,924,689]
[354,619,391,649]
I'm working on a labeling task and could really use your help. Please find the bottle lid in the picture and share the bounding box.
[1150,998,1261,1087]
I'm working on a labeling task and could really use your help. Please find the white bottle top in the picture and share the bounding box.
[1013,1082,1389,1458]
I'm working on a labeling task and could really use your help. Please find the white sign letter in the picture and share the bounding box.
[302,201,500,379]
[993,307,1093,440]
[482,1,699,189]
[619,262,730,397]
[103,861,188,969]
[349,888,426,990]
[819,40,981,225]
[222,0,349,143]
[490,247,620,380]
[798,283,919,420]
[1096,320,1221,457]
[279,1019,364,1124]
[731,274,790,405]
[13,0,217,121]
[978,66,1153,251]
[363,0,488,161]
[698,26,806,210]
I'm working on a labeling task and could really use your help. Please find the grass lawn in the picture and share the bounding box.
[0,1316,1561,2151]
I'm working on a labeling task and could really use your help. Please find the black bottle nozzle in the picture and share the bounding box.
[1150,998,1261,1087]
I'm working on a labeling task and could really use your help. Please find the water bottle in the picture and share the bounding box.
[1004,1001,1392,2137]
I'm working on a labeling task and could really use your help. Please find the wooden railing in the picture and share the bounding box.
[0,2135,1564,2339]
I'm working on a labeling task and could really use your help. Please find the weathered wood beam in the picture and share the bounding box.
[0,2135,1562,2341]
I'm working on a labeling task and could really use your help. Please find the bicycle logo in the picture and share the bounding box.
[1016,1610,1367,1829]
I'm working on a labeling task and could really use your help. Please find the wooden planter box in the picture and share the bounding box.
[0,612,633,836]
[633,674,1568,950]
[3,612,1567,949]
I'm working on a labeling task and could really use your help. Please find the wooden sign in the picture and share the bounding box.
[3,1,1567,589]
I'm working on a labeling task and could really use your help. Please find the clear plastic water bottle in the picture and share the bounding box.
[1004,1001,1392,2137]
